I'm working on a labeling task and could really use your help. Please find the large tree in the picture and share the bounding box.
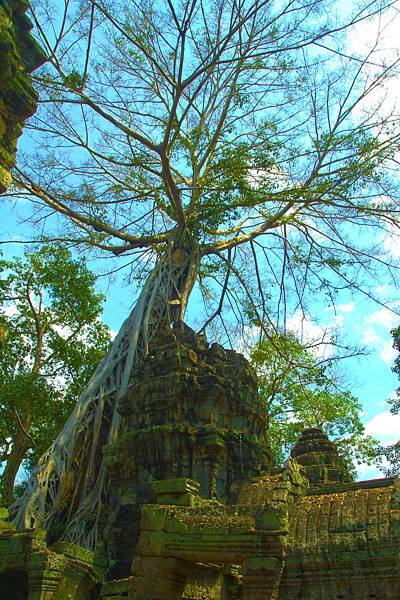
[7,0,400,548]
[0,245,110,505]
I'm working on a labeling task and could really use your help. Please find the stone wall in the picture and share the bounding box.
[281,477,400,599]
[0,0,45,191]
[0,507,106,598]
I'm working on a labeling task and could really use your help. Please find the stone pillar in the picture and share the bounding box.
[0,0,45,192]
[242,557,284,600]
[26,550,65,600]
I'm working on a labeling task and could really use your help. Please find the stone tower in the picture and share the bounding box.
[101,324,272,577]
[290,427,352,487]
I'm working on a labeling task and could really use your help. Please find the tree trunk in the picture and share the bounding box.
[1,430,29,507]
[12,240,200,549]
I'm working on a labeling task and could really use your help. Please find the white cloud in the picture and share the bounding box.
[355,408,400,479]
[356,462,385,481]
[236,324,260,357]
[380,340,397,365]
[325,301,355,316]
[362,321,396,365]
[365,307,398,331]
[333,314,344,328]
[362,325,382,346]
[364,410,400,445]
[346,7,400,122]
[286,311,323,339]
[286,310,334,358]
[53,373,67,390]
[337,302,355,313]
[300,218,327,243]
[3,304,18,317]
[383,224,400,259]
[324,307,351,330]
[52,323,73,338]
[348,11,400,59]
[374,284,393,296]
[362,307,399,364]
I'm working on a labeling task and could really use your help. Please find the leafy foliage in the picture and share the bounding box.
[250,332,382,475]
[388,325,400,412]
[0,244,111,501]
[381,325,400,475]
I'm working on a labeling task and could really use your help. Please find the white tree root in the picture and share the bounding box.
[12,244,199,550]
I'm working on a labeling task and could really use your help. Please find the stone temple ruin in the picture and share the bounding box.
[1,5,400,598]
[1,325,400,599]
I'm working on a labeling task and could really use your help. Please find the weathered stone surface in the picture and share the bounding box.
[0,0,45,192]
[131,479,287,599]
[279,477,400,598]
[101,325,272,578]
[290,427,352,487]
[153,478,202,507]
[100,577,133,599]
[3,329,400,598]
[0,509,105,599]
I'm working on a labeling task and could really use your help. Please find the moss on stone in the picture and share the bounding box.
[0,0,45,192]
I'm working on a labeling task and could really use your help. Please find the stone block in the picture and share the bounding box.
[256,507,289,532]
[154,478,200,502]
[140,505,169,532]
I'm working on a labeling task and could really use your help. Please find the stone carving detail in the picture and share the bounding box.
[131,476,288,600]
[0,508,103,599]
[0,0,45,192]
[282,477,400,599]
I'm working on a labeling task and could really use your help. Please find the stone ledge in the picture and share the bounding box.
[309,476,396,495]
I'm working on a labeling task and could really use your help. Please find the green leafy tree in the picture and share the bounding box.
[387,324,400,413]
[251,332,382,475]
[0,245,111,505]
[8,0,400,545]
[382,325,400,475]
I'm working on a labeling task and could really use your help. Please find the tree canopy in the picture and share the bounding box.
[250,332,382,474]
[381,324,400,475]
[7,0,400,331]
[0,244,111,504]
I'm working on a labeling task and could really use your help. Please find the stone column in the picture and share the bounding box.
[242,557,284,600]
[27,550,65,600]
